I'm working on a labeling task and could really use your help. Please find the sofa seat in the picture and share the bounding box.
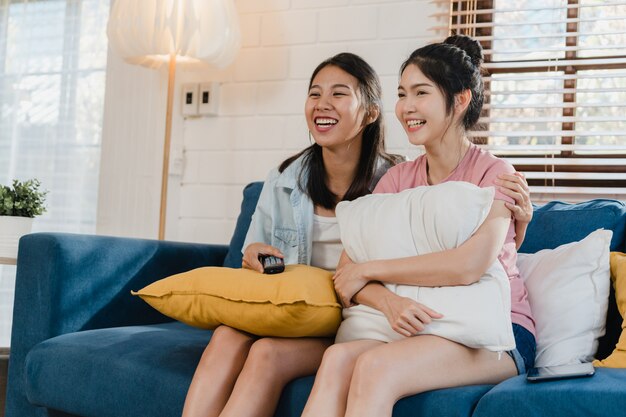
[24,321,493,417]
[25,322,210,417]
[473,368,626,417]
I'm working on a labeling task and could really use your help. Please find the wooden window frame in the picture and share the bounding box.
[450,0,626,192]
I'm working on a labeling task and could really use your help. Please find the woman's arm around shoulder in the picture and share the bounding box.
[495,171,533,249]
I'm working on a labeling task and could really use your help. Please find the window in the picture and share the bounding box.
[0,0,110,346]
[446,0,626,202]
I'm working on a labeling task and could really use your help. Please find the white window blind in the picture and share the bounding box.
[0,0,110,346]
[439,0,626,201]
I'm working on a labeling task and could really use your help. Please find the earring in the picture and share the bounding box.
[308,131,314,144]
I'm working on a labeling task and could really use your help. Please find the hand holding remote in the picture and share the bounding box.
[242,243,283,273]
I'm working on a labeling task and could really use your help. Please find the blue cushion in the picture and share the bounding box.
[391,384,493,417]
[519,199,626,254]
[222,182,263,268]
[274,375,491,417]
[25,322,211,417]
[25,321,491,417]
[473,369,626,417]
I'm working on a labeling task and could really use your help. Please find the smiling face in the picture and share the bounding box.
[305,65,368,150]
[396,64,456,147]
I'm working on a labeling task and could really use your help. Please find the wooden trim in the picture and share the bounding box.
[487,59,626,73]
[561,0,579,157]
[0,257,16,265]
[527,179,626,188]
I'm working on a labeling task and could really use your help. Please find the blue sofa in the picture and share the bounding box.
[5,182,626,417]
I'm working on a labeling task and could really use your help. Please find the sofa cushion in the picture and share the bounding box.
[132,264,342,337]
[390,384,494,417]
[25,322,210,417]
[223,182,263,268]
[519,199,626,254]
[275,378,492,417]
[24,322,493,417]
[594,252,626,368]
[472,368,626,417]
[518,229,611,367]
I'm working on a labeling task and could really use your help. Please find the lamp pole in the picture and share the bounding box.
[159,52,177,240]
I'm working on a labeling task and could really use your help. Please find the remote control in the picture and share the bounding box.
[258,254,285,274]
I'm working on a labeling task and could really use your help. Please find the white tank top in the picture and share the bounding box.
[310,214,343,271]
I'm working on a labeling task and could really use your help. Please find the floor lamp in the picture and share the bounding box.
[106,0,240,240]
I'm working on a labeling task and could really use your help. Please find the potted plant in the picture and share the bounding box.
[0,179,47,260]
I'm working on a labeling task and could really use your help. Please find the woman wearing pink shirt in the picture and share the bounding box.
[302,35,536,417]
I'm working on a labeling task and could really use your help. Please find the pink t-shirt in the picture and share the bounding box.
[374,143,536,336]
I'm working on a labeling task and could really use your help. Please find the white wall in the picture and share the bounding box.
[97,0,447,243]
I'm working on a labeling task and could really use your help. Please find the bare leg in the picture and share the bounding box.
[301,340,382,417]
[219,337,333,417]
[181,326,256,417]
[345,335,518,417]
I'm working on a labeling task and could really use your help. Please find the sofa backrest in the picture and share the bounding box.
[222,182,264,268]
[519,199,626,254]
[227,184,626,262]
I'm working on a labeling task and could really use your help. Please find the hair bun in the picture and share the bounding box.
[444,35,483,67]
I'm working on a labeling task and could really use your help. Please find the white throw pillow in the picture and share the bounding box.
[334,181,515,352]
[517,229,612,367]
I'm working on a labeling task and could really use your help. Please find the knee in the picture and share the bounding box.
[191,327,251,374]
[245,338,283,374]
[353,350,390,383]
[203,326,254,359]
[212,325,254,344]
[319,343,357,374]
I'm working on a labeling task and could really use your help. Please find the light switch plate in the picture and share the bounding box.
[198,82,220,116]
[181,83,199,116]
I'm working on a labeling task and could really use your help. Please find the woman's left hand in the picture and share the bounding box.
[496,172,533,224]
[333,260,370,307]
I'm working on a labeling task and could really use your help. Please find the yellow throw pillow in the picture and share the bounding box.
[132,264,341,338]
[594,252,626,368]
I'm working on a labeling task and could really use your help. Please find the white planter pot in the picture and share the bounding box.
[0,216,34,259]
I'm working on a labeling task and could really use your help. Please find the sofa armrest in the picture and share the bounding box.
[6,232,228,417]
[12,232,228,333]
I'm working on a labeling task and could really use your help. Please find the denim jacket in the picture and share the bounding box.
[242,153,395,265]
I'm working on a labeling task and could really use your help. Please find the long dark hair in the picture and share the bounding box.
[399,35,485,131]
[279,53,400,209]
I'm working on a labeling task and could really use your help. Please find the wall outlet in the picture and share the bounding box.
[181,83,199,116]
[198,82,220,116]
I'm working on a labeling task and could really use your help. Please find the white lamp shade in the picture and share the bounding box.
[107,0,241,68]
